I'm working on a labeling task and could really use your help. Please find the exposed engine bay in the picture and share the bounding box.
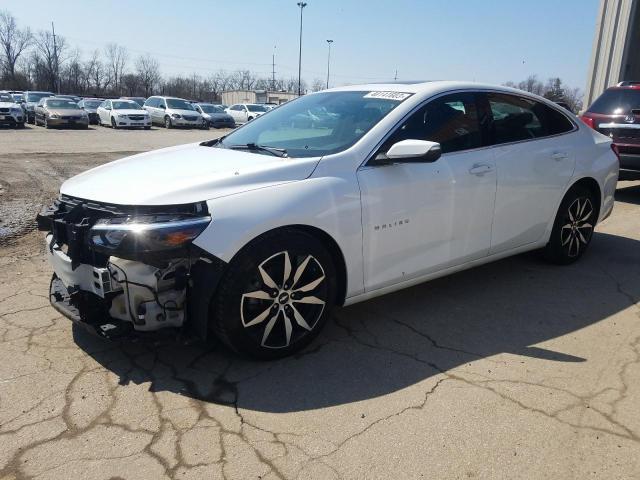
[37,195,224,339]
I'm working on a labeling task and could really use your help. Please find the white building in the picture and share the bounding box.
[221,90,298,106]
[584,0,640,107]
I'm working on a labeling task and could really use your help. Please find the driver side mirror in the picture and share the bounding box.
[159,104,166,109]
[371,140,442,165]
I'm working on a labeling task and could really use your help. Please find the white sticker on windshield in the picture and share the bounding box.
[363,91,411,101]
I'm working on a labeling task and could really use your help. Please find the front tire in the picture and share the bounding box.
[544,186,597,264]
[165,116,172,129]
[211,230,337,359]
[111,117,118,129]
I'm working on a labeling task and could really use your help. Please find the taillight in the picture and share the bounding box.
[611,143,620,161]
[580,115,595,129]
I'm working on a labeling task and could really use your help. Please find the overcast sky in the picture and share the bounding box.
[5,0,600,89]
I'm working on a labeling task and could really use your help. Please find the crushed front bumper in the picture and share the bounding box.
[38,196,226,340]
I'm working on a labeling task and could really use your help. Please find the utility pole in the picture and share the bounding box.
[394,69,398,81]
[325,39,333,89]
[51,22,59,94]
[271,46,276,91]
[296,2,307,96]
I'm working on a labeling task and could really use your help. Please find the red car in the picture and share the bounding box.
[581,81,640,178]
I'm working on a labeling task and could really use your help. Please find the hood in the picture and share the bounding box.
[113,108,147,115]
[48,108,85,116]
[60,142,321,205]
[169,109,201,117]
[0,101,19,108]
[205,113,233,120]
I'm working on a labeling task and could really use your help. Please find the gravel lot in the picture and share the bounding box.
[1,126,640,479]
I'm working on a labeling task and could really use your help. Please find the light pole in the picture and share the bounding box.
[297,2,307,96]
[325,39,333,89]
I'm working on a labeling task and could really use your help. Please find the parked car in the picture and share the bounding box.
[97,99,151,129]
[34,97,89,129]
[225,103,268,124]
[78,98,103,124]
[36,81,618,359]
[194,103,236,128]
[0,92,26,128]
[120,96,146,108]
[143,96,207,129]
[23,91,55,123]
[581,81,640,176]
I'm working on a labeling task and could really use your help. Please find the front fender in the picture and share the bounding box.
[192,175,364,298]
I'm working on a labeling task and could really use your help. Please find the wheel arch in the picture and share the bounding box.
[227,224,348,307]
[569,176,602,220]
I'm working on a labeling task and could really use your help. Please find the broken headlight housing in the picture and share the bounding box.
[89,214,211,255]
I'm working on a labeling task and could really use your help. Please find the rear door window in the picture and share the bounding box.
[487,93,573,145]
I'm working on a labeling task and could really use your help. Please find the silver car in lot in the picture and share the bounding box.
[0,92,26,128]
[143,96,208,129]
[193,103,236,128]
[77,98,103,125]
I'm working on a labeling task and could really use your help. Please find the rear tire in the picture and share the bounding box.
[211,229,336,359]
[543,185,597,264]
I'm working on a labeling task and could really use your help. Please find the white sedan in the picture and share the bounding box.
[37,81,618,359]
[97,99,151,129]
[225,103,268,124]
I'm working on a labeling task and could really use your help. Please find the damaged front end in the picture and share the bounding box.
[37,195,225,340]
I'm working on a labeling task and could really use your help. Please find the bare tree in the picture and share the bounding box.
[0,10,32,86]
[563,86,583,113]
[136,54,160,97]
[105,43,127,94]
[311,78,324,92]
[33,30,66,92]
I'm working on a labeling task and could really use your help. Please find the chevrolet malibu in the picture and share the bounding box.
[37,81,619,359]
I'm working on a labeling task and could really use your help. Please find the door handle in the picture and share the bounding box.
[468,163,494,176]
[551,152,568,161]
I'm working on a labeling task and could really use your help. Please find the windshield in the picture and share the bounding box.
[220,91,409,158]
[26,92,52,102]
[199,104,224,114]
[588,89,640,114]
[12,94,23,102]
[247,104,268,112]
[112,100,140,110]
[83,100,101,108]
[166,99,194,110]
[45,99,78,109]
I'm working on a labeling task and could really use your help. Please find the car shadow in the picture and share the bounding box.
[616,182,640,205]
[74,231,640,413]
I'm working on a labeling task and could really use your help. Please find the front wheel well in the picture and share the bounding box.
[569,177,601,220]
[230,225,348,307]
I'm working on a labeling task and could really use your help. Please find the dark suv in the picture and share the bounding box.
[581,82,640,176]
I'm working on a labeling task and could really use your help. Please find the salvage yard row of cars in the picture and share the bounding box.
[0,90,281,130]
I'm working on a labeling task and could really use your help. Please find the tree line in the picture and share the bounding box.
[0,10,316,101]
[504,75,584,112]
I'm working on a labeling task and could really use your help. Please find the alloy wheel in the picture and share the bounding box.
[240,251,327,349]
[560,197,594,258]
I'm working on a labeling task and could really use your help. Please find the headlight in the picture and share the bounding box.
[89,215,211,255]
[49,113,59,119]
[171,114,181,119]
